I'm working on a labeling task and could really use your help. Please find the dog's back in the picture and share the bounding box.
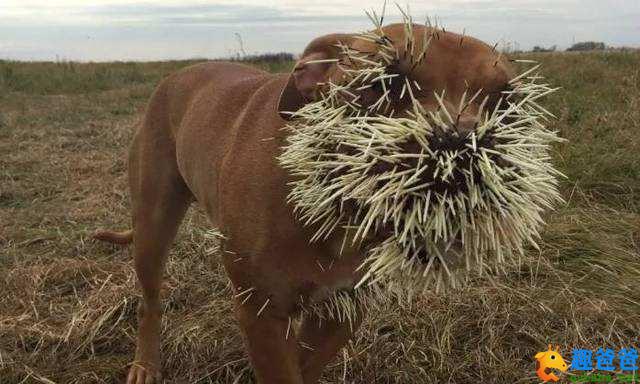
[149,61,275,150]
[95,62,288,243]
[151,62,289,223]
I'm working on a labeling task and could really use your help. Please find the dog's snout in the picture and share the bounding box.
[453,116,479,136]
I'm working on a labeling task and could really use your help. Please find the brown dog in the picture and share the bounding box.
[95,23,514,383]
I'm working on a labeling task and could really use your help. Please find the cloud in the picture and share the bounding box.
[2,1,638,25]
[1,0,638,61]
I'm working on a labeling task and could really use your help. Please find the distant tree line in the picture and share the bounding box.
[225,33,296,62]
[532,45,557,53]
[529,41,609,53]
[566,41,607,51]
[229,52,296,63]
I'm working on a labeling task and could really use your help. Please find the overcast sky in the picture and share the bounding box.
[1,0,639,61]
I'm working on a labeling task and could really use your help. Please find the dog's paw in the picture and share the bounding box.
[127,361,162,384]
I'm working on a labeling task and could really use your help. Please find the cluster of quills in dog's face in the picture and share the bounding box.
[278,13,563,293]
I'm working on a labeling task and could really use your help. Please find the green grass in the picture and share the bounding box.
[0,59,293,96]
[0,60,195,95]
[0,51,639,383]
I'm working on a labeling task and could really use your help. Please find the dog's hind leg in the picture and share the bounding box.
[125,125,193,383]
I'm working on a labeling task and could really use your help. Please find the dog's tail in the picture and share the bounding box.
[93,229,133,245]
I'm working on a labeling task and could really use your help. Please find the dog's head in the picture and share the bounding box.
[279,23,513,126]
[278,21,562,291]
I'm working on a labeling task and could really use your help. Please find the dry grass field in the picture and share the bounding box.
[1,51,639,383]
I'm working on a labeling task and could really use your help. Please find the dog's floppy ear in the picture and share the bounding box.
[278,34,353,119]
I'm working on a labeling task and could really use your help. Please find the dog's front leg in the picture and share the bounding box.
[297,307,365,383]
[235,303,304,384]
